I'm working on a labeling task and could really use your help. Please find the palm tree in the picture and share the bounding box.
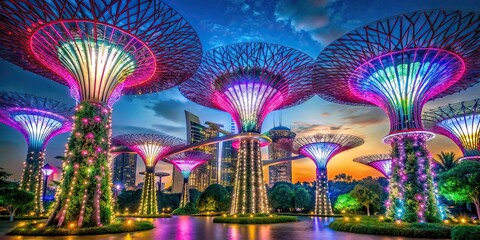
[435,151,460,173]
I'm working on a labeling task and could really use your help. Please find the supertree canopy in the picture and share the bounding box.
[315,10,480,222]
[179,42,315,214]
[0,91,73,214]
[165,151,212,207]
[0,0,201,227]
[353,154,392,178]
[293,134,363,215]
[424,99,480,161]
[112,133,184,215]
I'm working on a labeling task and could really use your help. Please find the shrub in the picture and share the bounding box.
[8,220,153,236]
[172,202,198,215]
[329,217,450,238]
[451,226,480,240]
[196,184,230,213]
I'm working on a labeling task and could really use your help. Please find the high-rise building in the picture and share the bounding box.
[172,111,227,192]
[220,118,237,186]
[112,153,137,190]
[267,125,296,187]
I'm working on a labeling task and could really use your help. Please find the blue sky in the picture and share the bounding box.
[1,0,479,185]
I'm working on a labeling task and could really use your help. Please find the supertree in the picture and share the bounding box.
[292,134,363,215]
[314,10,480,222]
[179,42,315,214]
[423,99,480,161]
[139,171,170,192]
[353,154,392,178]
[0,91,73,214]
[112,133,184,215]
[165,151,212,207]
[0,0,201,227]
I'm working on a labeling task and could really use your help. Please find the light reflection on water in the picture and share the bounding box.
[0,216,440,240]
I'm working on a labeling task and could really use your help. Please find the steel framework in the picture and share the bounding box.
[0,91,73,214]
[314,10,480,223]
[424,99,480,161]
[179,42,314,214]
[353,154,392,178]
[0,0,201,228]
[165,151,212,208]
[112,133,184,215]
[293,134,364,215]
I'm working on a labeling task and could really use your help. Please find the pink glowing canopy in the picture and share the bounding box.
[0,0,202,104]
[112,133,184,168]
[293,134,364,169]
[0,91,73,150]
[179,42,315,133]
[354,154,392,178]
[315,10,480,135]
[165,151,212,178]
[424,99,480,159]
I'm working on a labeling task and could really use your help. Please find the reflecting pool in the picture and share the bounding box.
[0,216,442,240]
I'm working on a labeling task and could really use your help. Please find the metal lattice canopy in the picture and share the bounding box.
[0,0,202,103]
[112,133,185,168]
[179,42,315,132]
[0,91,74,149]
[423,99,480,158]
[293,133,364,169]
[353,154,392,177]
[165,150,212,178]
[314,10,480,134]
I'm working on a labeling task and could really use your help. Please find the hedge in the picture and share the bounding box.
[8,220,154,236]
[451,226,480,240]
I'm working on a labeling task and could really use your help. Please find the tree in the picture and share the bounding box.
[0,188,34,221]
[334,173,353,183]
[189,189,202,204]
[196,184,230,213]
[0,167,12,190]
[269,184,294,211]
[438,161,480,220]
[334,193,361,213]
[293,187,310,210]
[435,151,460,173]
[350,184,380,216]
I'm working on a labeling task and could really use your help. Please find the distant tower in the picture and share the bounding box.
[267,125,296,187]
[354,154,392,178]
[112,153,138,190]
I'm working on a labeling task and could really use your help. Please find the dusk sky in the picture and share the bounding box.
[1,0,479,187]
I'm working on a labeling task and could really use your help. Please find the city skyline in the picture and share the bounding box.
[1,0,479,188]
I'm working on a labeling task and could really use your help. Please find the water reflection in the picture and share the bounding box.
[0,217,440,240]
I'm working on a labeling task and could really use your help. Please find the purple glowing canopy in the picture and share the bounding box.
[112,133,184,168]
[179,42,315,133]
[354,154,392,178]
[0,91,73,150]
[315,10,480,136]
[164,151,212,179]
[423,99,480,160]
[293,134,364,169]
[0,0,202,104]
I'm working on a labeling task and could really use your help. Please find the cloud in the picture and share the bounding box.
[339,107,387,127]
[291,122,345,136]
[145,99,187,122]
[113,125,165,135]
[274,0,364,46]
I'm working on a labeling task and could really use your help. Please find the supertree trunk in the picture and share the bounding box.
[46,102,114,227]
[21,147,45,214]
[180,178,189,208]
[386,133,441,222]
[230,138,268,214]
[315,168,332,215]
[139,166,158,215]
